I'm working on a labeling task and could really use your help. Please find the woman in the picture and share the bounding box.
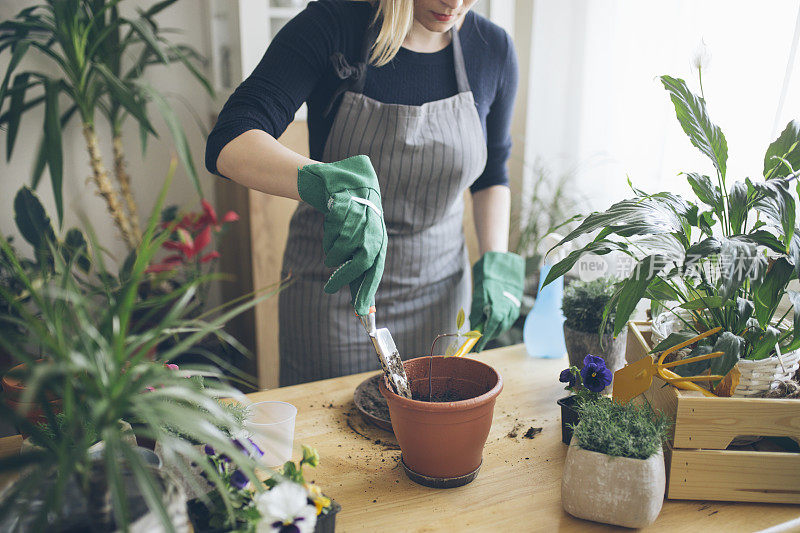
[206,0,524,386]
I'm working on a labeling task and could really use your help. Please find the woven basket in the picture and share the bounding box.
[734,348,800,397]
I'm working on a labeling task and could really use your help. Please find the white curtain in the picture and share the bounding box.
[520,0,800,212]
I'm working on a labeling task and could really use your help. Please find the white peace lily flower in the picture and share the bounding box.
[256,481,317,533]
[692,39,711,71]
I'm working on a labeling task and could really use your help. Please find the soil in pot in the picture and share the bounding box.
[380,356,502,488]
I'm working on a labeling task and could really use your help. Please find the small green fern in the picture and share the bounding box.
[572,398,670,460]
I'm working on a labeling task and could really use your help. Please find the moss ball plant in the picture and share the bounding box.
[562,278,616,334]
[572,398,670,460]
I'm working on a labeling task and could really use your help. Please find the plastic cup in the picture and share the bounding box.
[246,401,297,467]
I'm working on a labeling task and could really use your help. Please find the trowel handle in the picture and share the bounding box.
[357,305,377,335]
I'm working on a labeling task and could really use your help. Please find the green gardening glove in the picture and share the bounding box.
[469,251,525,352]
[297,155,388,316]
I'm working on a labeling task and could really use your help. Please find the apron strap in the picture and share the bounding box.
[450,26,471,94]
[324,17,471,116]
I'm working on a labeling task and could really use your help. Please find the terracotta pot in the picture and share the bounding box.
[2,361,62,436]
[379,356,502,488]
[562,436,665,528]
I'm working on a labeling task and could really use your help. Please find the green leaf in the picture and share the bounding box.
[787,291,800,352]
[685,172,723,219]
[543,240,627,287]
[456,308,465,330]
[137,82,201,196]
[93,63,156,136]
[650,331,698,353]
[6,73,32,160]
[728,181,748,234]
[660,75,728,178]
[717,238,767,302]
[764,120,800,179]
[753,257,793,328]
[752,178,795,248]
[13,186,56,255]
[32,104,78,190]
[709,332,743,382]
[749,326,781,361]
[125,16,170,65]
[43,79,63,225]
[0,41,30,109]
[684,237,721,269]
[165,42,214,97]
[614,255,666,336]
[549,196,685,255]
[62,228,91,272]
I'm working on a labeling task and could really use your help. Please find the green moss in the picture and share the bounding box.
[572,398,670,460]
[561,278,617,334]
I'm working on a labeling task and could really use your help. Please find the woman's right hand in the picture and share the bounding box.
[297,155,387,316]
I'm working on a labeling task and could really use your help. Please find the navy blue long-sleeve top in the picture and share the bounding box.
[205,0,518,192]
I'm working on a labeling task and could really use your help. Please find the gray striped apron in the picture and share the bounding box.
[279,22,487,386]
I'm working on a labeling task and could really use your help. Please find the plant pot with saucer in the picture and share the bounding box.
[380,355,502,488]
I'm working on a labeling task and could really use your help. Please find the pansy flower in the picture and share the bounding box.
[580,354,613,393]
[255,482,317,533]
[559,368,577,388]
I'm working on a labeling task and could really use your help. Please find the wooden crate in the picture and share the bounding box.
[625,321,800,504]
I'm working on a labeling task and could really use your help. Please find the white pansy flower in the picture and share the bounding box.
[256,481,317,533]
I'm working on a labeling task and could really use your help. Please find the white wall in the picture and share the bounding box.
[0,0,216,266]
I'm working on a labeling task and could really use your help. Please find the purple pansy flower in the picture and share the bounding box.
[580,354,613,393]
[230,469,249,490]
[247,438,265,458]
[203,444,215,456]
[559,368,577,388]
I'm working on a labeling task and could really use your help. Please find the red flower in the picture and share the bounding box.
[199,199,238,230]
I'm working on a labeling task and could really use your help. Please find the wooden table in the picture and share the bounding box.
[2,345,798,531]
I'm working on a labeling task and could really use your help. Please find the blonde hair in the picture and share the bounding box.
[368,0,415,67]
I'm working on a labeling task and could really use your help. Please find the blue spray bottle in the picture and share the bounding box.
[523,262,566,359]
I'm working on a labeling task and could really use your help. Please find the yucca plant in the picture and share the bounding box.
[0,0,212,248]
[543,72,800,379]
[0,162,279,532]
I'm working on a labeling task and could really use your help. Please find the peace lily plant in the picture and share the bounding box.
[543,71,800,383]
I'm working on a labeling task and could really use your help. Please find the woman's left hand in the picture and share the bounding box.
[469,251,525,352]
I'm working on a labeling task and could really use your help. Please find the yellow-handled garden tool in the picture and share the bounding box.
[612,326,726,404]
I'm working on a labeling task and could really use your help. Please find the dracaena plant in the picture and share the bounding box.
[0,163,279,531]
[0,0,212,249]
[543,72,800,380]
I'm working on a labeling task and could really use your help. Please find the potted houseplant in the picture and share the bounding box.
[187,444,340,533]
[557,355,613,444]
[562,278,626,373]
[0,186,93,434]
[380,355,502,488]
[0,0,212,247]
[0,167,274,531]
[562,397,670,528]
[542,67,800,397]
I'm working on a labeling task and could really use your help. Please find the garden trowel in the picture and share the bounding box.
[359,306,412,399]
[613,327,725,403]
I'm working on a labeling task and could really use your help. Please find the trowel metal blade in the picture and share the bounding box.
[372,327,412,399]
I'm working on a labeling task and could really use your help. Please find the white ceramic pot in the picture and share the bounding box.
[561,437,665,528]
